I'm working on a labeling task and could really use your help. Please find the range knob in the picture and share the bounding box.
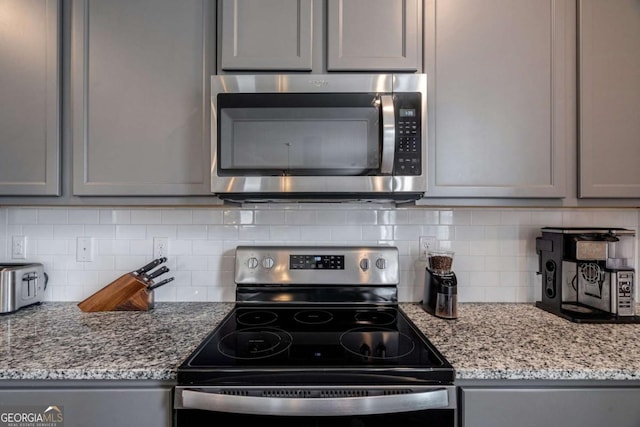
[247,257,259,269]
[375,258,387,269]
[262,257,275,269]
[359,258,370,271]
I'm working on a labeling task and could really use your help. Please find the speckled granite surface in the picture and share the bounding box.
[0,302,233,381]
[400,302,640,381]
[1,302,639,382]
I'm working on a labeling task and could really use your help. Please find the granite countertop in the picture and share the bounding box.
[0,302,234,381]
[401,302,640,381]
[1,302,639,382]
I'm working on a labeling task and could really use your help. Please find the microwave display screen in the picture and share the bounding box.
[399,109,416,117]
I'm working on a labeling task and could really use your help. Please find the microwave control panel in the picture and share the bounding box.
[394,93,421,176]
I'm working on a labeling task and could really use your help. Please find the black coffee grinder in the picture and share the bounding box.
[422,250,458,319]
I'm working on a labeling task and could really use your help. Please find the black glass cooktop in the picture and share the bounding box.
[178,305,454,385]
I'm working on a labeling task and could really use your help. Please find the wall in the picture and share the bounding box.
[0,205,638,303]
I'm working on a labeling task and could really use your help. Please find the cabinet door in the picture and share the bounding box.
[327,0,421,71]
[219,0,313,71]
[0,0,60,195]
[0,383,172,427]
[460,387,640,427]
[71,0,215,196]
[424,0,573,198]
[578,0,640,198]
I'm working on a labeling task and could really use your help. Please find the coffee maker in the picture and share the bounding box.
[536,227,638,323]
[422,250,458,319]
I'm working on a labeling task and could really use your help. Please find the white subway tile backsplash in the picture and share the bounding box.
[84,225,116,239]
[8,208,38,224]
[177,225,207,240]
[146,225,178,239]
[223,210,254,225]
[255,210,285,225]
[192,240,224,256]
[68,209,100,224]
[115,225,147,240]
[346,210,377,225]
[454,226,485,241]
[38,209,68,224]
[330,226,362,241]
[161,209,193,224]
[470,210,502,225]
[207,225,239,240]
[300,226,333,241]
[37,240,68,255]
[270,225,301,241]
[0,206,636,304]
[99,209,131,224]
[131,209,162,224]
[23,224,54,239]
[192,209,223,225]
[53,225,84,239]
[315,210,347,225]
[285,210,316,225]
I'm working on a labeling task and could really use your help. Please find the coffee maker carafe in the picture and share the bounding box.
[422,250,458,319]
[536,227,638,323]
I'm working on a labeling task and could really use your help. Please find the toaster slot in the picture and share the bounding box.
[21,272,39,300]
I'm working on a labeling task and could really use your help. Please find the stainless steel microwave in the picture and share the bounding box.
[211,74,426,202]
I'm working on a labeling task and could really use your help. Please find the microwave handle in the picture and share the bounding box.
[380,95,395,175]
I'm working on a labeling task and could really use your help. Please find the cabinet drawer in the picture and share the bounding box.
[461,387,640,427]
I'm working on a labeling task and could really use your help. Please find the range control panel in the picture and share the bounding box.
[235,246,399,286]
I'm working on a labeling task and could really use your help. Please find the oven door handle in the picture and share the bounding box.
[175,387,450,416]
[380,94,395,175]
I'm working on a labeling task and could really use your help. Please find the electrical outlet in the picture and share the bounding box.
[11,236,27,259]
[76,237,94,262]
[153,237,169,259]
[418,236,437,261]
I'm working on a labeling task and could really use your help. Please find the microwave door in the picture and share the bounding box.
[213,93,393,196]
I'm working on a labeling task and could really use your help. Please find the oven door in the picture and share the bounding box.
[174,385,456,427]
[210,74,425,201]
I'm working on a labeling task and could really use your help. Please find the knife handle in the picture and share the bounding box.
[135,257,167,275]
[148,277,174,291]
[145,266,170,280]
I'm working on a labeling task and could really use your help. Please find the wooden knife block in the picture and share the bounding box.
[78,273,154,312]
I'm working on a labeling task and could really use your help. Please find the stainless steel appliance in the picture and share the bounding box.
[422,250,458,320]
[536,227,638,323]
[210,74,427,202]
[175,246,456,426]
[0,263,47,314]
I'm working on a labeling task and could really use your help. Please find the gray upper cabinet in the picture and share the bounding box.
[0,0,60,196]
[218,0,422,73]
[423,0,574,198]
[578,0,640,198]
[327,0,421,71]
[219,0,313,71]
[71,0,215,196]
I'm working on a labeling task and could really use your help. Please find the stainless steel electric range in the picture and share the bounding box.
[174,246,455,426]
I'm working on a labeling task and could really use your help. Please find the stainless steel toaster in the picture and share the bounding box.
[0,263,47,314]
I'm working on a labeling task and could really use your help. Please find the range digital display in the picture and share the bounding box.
[290,255,345,270]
